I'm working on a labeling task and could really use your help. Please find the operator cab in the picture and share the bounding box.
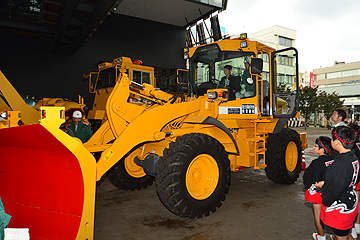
[91,59,154,92]
[85,57,156,131]
[186,38,299,119]
[189,44,257,100]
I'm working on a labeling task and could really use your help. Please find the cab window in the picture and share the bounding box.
[214,54,255,98]
[189,44,255,98]
[133,70,151,85]
[272,48,298,117]
[96,67,117,90]
[275,54,296,94]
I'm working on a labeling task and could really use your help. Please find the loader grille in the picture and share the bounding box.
[167,115,187,129]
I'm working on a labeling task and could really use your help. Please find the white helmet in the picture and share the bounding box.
[72,110,82,118]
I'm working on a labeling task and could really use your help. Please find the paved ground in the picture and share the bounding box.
[94,126,335,240]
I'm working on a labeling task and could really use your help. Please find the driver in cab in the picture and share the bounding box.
[219,65,240,100]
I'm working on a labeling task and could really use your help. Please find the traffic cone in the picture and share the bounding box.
[301,151,307,170]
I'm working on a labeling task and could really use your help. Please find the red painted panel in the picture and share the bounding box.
[0,124,84,239]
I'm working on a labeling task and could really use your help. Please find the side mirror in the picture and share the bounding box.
[84,72,98,93]
[177,69,189,84]
[250,58,263,74]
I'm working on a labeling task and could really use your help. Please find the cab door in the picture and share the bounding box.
[271,47,299,119]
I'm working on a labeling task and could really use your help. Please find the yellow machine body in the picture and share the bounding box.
[0,71,39,124]
[85,57,156,130]
[0,110,21,128]
[0,71,87,126]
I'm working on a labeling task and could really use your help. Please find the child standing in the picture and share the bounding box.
[315,126,359,240]
[303,136,334,240]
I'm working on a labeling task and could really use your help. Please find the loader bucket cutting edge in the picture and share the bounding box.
[0,123,96,239]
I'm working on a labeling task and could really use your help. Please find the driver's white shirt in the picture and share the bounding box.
[334,121,347,127]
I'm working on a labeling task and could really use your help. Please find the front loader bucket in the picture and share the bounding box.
[0,108,96,239]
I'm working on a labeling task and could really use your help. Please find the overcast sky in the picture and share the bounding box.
[218,0,360,71]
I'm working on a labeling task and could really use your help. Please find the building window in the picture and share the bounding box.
[317,74,325,80]
[263,72,269,80]
[317,68,360,80]
[278,36,293,47]
[277,55,293,66]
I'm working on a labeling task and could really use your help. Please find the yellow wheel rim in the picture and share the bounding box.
[124,149,146,178]
[285,141,298,172]
[186,154,219,200]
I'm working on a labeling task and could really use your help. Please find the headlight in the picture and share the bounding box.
[0,111,7,119]
[207,91,218,99]
[184,53,189,60]
[240,33,247,40]
[240,41,247,48]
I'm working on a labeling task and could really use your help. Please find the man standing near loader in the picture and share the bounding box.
[68,110,93,143]
[331,109,347,128]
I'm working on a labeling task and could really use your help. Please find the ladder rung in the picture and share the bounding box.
[254,164,266,169]
[249,149,266,157]
[246,138,266,142]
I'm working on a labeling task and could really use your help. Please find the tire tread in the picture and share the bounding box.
[156,133,230,218]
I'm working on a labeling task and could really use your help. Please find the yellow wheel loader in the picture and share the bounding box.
[0,110,21,128]
[84,34,306,217]
[84,57,156,132]
[0,34,307,238]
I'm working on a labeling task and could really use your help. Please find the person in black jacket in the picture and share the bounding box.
[315,126,359,240]
[303,136,334,240]
[219,65,240,100]
[349,123,360,160]
[349,123,360,235]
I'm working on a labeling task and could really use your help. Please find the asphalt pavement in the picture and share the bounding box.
[94,126,335,240]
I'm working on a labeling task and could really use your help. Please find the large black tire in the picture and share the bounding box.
[106,151,154,191]
[265,128,302,184]
[156,133,231,218]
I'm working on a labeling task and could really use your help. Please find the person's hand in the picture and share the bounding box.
[240,84,246,94]
[314,181,324,189]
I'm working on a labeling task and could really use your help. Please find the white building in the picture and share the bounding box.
[249,25,296,51]
[248,25,311,87]
[313,61,360,111]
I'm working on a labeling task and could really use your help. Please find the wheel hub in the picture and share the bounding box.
[189,167,202,183]
[186,154,219,200]
[285,141,298,172]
